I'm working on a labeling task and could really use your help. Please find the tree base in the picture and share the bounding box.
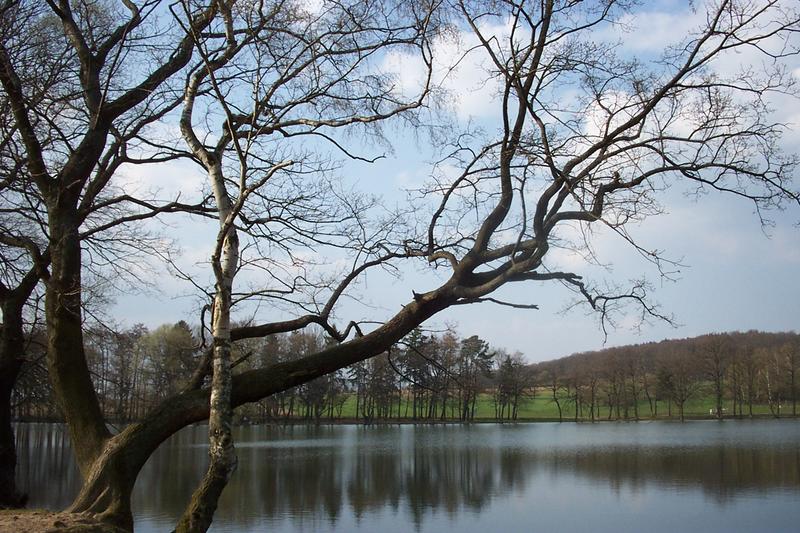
[0,510,128,532]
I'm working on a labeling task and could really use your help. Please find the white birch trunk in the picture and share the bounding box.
[175,161,239,532]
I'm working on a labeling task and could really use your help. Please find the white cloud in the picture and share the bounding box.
[299,0,324,17]
[393,168,430,189]
[381,19,522,121]
[547,247,589,271]
[113,158,206,201]
[604,7,706,52]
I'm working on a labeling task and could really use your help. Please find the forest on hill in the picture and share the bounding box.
[14,326,798,424]
[533,330,800,421]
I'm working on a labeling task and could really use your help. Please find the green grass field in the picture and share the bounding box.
[326,392,791,421]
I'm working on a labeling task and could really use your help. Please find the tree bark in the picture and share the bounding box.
[0,262,41,508]
[0,301,26,508]
[45,210,111,474]
[175,157,239,532]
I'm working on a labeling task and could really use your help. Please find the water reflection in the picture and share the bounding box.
[562,445,800,503]
[16,421,800,532]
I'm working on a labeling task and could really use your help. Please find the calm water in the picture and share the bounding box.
[15,420,800,532]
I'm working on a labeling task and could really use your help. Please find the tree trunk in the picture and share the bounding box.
[174,327,237,533]
[573,392,579,422]
[46,216,110,474]
[470,393,477,420]
[0,294,31,508]
[67,439,137,529]
[174,151,239,533]
[0,341,24,508]
[63,286,452,530]
[553,391,562,423]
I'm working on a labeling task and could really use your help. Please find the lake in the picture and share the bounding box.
[15,420,800,532]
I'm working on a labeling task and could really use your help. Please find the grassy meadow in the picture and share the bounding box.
[308,391,792,422]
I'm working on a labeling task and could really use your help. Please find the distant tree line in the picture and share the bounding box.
[13,327,797,424]
[12,324,532,423]
[534,331,800,421]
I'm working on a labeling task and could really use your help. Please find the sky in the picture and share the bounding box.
[110,0,800,363]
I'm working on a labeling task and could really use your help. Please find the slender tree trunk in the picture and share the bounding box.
[630,375,640,420]
[175,159,239,533]
[470,393,477,420]
[574,391,579,422]
[440,382,448,420]
[644,384,654,417]
[552,388,562,423]
[174,312,237,532]
[396,386,402,419]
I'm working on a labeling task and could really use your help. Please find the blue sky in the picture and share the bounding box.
[110,0,800,363]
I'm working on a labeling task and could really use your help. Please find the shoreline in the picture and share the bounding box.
[0,510,127,533]
[14,413,798,427]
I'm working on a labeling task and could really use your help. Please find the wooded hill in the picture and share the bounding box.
[531,330,800,421]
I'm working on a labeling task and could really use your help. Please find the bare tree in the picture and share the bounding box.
[2,0,799,530]
[544,366,564,422]
[494,350,528,420]
[0,0,209,508]
[659,349,702,422]
[778,341,798,416]
[0,0,222,522]
[741,345,760,417]
[167,0,436,529]
[699,335,730,419]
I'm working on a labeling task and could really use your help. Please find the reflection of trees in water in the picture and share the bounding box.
[399,446,498,530]
[347,449,402,519]
[15,423,81,509]
[138,437,800,527]
[15,424,800,529]
[561,445,800,505]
